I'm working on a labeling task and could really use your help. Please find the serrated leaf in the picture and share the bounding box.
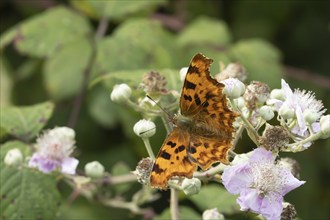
[155,206,201,220]
[229,39,282,87]
[0,166,61,220]
[189,185,239,214]
[95,19,178,74]
[178,16,232,48]
[0,6,91,57]
[44,37,92,100]
[0,101,54,141]
[78,0,166,19]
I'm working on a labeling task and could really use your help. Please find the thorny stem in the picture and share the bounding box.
[68,17,109,128]
[170,188,179,220]
[142,137,155,160]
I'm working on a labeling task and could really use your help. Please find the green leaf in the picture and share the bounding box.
[111,161,134,194]
[0,56,13,107]
[155,206,201,220]
[177,16,232,48]
[0,166,61,220]
[43,37,92,100]
[0,6,91,57]
[95,19,178,74]
[189,185,239,214]
[229,39,282,87]
[78,0,166,19]
[0,101,54,141]
[93,68,180,91]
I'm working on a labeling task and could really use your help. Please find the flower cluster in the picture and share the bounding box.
[28,127,79,174]
[110,59,329,220]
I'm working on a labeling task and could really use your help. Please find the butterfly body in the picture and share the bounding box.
[150,53,238,189]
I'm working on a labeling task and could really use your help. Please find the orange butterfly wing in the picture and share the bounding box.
[149,128,197,189]
[180,53,237,138]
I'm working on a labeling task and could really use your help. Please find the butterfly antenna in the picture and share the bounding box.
[146,95,173,119]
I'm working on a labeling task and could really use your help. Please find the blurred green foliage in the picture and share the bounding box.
[0,0,329,220]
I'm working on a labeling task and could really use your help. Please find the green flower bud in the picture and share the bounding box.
[4,148,23,166]
[270,89,284,100]
[85,161,105,178]
[303,109,319,124]
[182,178,201,196]
[202,208,224,220]
[259,105,275,121]
[320,115,330,139]
[279,103,295,119]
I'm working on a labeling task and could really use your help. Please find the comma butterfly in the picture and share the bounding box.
[149,53,238,189]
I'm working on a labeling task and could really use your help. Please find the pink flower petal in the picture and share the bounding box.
[61,157,79,174]
[222,162,252,194]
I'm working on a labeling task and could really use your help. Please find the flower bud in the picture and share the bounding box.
[320,114,330,139]
[85,161,105,178]
[182,178,201,196]
[202,208,224,220]
[133,119,156,138]
[4,148,23,166]
[279,103,295,119]
[303,109,319,124]
[221,78,245,99]
[270,89,284,100]
[259,105,275,121]
[233,97,245,110]
[110,84,132,103]
[180,67,188,81]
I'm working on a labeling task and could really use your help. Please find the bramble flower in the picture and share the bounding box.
[133,157,154,185]
[222,147,305,220]
[268,79,326,141]
[29,127,79,175]
[140,71,169,95]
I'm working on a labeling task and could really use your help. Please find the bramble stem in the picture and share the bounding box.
[142,137,155,160]
[170,188,179,220]
[229,99,260,146]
